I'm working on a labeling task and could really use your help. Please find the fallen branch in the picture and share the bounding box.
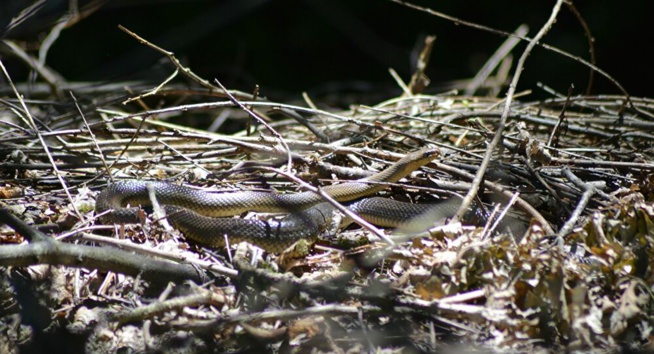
[0,204,210,285]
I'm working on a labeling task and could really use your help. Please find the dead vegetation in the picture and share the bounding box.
[1,1,654,353]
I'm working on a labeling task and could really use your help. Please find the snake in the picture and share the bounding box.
[96,147,512,252]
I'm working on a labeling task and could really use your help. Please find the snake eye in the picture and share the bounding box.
[422,148,439,159]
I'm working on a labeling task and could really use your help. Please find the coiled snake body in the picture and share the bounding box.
[96,148,468,252]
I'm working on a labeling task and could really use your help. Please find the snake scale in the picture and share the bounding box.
[95,147,500,252]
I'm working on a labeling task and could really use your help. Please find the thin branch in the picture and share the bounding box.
[0,58,84,221]
[557,167,614,239]
[106,290,218,325]
[388,0,634,106]
[70,91,112,183]
[0,204,209,284]
[72,232,238,277]
[261,167,394,245]
[213,78,293,172]
[465,24,528,96]
[117,25,255,100]
[430,161,554,234]
[454,0,564,231]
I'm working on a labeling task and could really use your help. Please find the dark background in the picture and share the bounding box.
[2,0,653,105]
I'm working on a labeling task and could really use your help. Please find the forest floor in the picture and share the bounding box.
[2,72,654,353]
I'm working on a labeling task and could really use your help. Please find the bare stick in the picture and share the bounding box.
[406,35,436,95]
[0,59,84,221]
[261,167,395,246]
[0,204,208,284]
[430,161,554,234]
[117,25,254,100]
[70,92,112,182]
[106,291,218,325]
[465,24,528,96]
[389,0,635,109]
[213,78,294,172]
[557,168,613,239]
[454,0,564,230]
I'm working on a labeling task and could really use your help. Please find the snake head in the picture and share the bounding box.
[418,147,440,160]
[404,146,440,166]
